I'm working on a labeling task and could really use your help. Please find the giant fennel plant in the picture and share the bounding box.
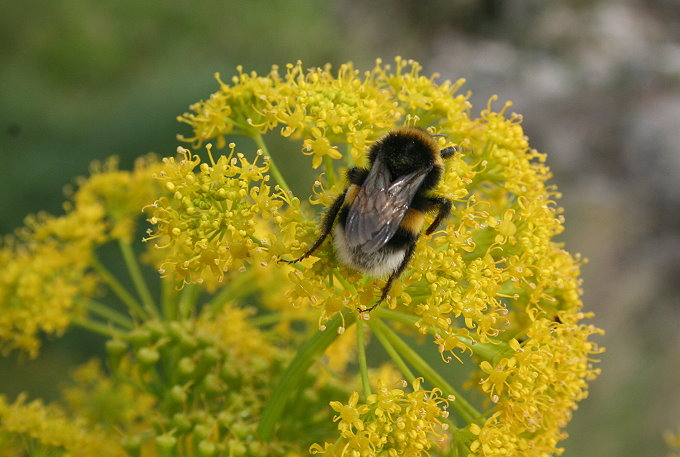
[0,58,603,457]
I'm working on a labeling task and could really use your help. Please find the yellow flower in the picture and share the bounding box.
[0,394,125,457]
[0,154,166,357]
[0,223,98,357]
[96,307,306,457]
[479,358,514,399]
[178,66,285,148]
[317,379,450,457]
[302,128,342,169]
[467,315,603,456]
[330,391,370,432]
[73,155,165,242]
[144,144,283,289]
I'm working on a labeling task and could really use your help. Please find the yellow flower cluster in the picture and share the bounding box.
[96,301,351,456]
[0,394,125,457]
[472,315,603,455]
[179,57,588,338]
[171,59,603,453]
[74,156,165,242]
[178,66,285,148]
[0,58,603,457]
[144,144,284,289]
[311,379,450,457]
[0,226,97,357]
[107,316,278,455]
[0,156,163,357]
[179,61,409,167]
[62,360,155,431]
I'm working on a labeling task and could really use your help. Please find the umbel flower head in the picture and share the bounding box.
[165,57,602,456]
[170,57,588,335]
[0,156,163,357]
[0,58,602,457]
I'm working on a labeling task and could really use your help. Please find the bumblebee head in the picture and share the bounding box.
[369,127,442,177]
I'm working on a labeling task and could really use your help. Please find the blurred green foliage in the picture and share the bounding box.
[0,0,342,233]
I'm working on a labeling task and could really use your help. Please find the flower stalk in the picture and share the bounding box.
[118,239,158,318]
[368,317,481,424]
[257,310,357,440]
[356,320,372,399]
[252,131,292,195]
[83,298,134,329]
[91,253,148,320]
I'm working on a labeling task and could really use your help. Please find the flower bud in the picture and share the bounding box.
[137,347,160,366]
[105,339,127,369]
[178,357,196,376]
[128,328,151,348]
[155,434,177,457]
[198,440,216,457]
[170,385,188,403]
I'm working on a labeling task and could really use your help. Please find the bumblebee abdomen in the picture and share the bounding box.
[400,208,426,234]
[333,224,407,277]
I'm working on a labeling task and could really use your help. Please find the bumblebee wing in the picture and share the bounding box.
[344,154,391,250]
[363,166,431,252]
[345,156,431,253]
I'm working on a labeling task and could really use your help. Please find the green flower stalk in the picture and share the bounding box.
[0,58,602,457]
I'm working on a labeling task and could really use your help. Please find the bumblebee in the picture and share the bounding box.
[281,127,456,312]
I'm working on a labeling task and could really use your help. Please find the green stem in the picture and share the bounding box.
[252,132,292,195]
[83,299,134,329]
[257,311,356,440]
[375,307,507,362]
[370,318,481,424]
[368,318,416,382]
[177,284,200,319]
[91,254,147,319]
[324,156,336,187]
[456,335,507,363]
[344,143,354,168]
[369,318,460,432]
[356,320,372,399]
[332,269,358,294]
[373,307,419,326]
[161,276,178,320]
[250,313,284,327]
[118,239,158,318]
[247,234,270,248]
[72,316,124,338]
[204,269,258,313]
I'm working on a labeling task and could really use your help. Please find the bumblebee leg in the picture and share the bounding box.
[424,196,452,235]
[279,191,346,264]
[358,240,418,313]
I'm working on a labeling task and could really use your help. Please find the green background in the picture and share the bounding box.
[1,1,679,456]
